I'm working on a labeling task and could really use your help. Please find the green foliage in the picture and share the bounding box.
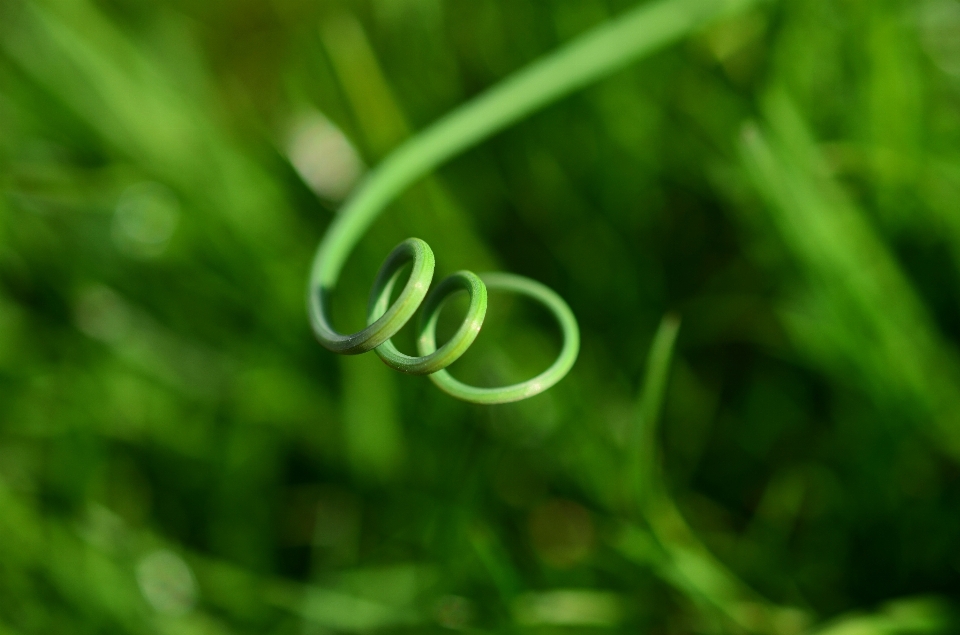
[2,0,960,633]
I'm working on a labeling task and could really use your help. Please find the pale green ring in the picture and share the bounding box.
[418,273,580,404]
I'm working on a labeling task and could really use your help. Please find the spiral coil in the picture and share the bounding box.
[305,0,759,404]
[310,237,579,404]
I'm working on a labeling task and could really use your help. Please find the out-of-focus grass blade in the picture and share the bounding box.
[513,589,624,627]
[615,314,811,635]
[2,469,436,632]
[469,523,523,604]
[316,10,495,273]
[806,597,955,635]
[0,478,153,631]
[297,588,421,631]
[271,565,438,632]
[340,353,405,481]
[739,91,960,457]
[0,0,297,253]
[627,312,681,510]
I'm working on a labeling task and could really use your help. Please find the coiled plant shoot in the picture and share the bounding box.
[308,0,763,403]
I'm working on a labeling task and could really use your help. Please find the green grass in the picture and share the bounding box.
[2,0,960,633]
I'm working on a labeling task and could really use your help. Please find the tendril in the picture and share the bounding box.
[311,236,579,404]
[308,0,763,403]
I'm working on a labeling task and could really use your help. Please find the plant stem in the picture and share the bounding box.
[309,0,765,290]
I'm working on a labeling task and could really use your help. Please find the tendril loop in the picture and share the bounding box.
[308,0,762,403]
[366,238,487,376]
[310,236,579,404]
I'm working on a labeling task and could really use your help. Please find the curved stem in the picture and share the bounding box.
[309,0,764,292]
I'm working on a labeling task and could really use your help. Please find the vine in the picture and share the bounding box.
[308,0,762,403]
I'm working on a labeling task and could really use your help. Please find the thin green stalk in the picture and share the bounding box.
[630,313,682,510]
[308,0,766,403]
[618,315,811,634]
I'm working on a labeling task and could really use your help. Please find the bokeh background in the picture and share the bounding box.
[3,0,960,632]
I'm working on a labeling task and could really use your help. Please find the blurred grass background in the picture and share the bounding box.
[3,0,960,632]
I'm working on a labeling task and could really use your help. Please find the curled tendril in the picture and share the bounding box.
[311,236,579,404]
[308,0,761,403]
